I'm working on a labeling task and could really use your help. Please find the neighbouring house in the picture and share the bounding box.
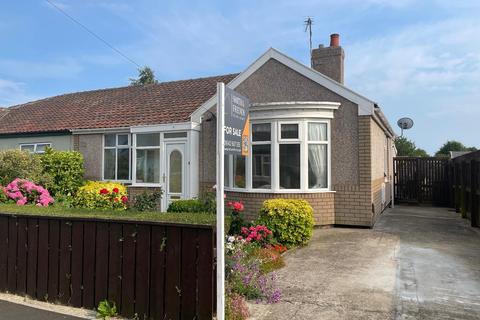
[0,34,396,227]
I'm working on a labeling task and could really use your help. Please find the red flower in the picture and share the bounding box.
[99,188,109,195]
[112,187,119,193]
[233,202,244,212]
[121,196,128,204]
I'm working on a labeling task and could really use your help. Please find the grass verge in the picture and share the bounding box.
[0,203,220,226]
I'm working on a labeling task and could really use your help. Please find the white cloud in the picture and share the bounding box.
[346,18,480,98]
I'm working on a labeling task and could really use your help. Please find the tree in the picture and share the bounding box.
[435,140,477,157]
[394,136,429,157]
[129,66,158,85]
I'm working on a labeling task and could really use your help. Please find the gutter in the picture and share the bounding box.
[373,105,396,137]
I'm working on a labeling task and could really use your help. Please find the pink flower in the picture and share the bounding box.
[16,198,27,206]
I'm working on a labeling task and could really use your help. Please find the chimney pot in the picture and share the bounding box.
[330,33,340,47]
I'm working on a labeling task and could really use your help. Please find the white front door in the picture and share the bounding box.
[163,143,186,208]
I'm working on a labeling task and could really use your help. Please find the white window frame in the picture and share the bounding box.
[250,122,272,191]
[225,118,332,193]
[132,133,162,187]
[102,133,131,183]
[306,121,330,191]
[19,143,52,154]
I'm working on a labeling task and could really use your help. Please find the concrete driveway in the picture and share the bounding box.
[249,205,480,320]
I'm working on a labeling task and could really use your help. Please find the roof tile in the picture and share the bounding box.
[0,73,238,134]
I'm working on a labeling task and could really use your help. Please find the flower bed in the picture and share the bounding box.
[1,178,54,207]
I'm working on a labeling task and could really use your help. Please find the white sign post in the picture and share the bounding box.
[216,82,226,320]
[216,83,250,320]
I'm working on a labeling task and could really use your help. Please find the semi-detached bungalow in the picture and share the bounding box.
[0,34,396,227]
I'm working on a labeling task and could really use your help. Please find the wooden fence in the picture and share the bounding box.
[451,158,480,227]
[0,214,215,320]
[394,157,450,206]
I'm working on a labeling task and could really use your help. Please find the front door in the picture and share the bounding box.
[164,143,186,208]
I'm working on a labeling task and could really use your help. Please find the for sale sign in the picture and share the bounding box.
[224,87,250,156]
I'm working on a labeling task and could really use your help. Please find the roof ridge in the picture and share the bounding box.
[6,72,240,110]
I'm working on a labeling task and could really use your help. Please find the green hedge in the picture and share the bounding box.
[41,148,84,197]
[257,199,315,247]
[0,150,51,186]
[0,203,218,225]
[167,199,206,213]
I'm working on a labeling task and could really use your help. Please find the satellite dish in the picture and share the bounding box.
[397,117,414,137]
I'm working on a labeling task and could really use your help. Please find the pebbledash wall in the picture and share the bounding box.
[199,59,394,227]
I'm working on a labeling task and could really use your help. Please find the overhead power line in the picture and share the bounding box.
[46,0,141,68]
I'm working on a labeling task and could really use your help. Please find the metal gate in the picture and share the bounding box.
[394,157,450,206]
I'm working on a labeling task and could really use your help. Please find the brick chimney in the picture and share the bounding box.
[311,33,345,84]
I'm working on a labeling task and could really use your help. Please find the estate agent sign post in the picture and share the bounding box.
[216,83,250,320]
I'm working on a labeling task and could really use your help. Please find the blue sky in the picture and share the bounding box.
[0,0,479,154]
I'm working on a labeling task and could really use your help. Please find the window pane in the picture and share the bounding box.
[234,155,246,188]
[105,134,116,147]
[169,150,182,193]
[308,144,328,188]
[252,145,271,189]
[279,144,300,189]
[36,144,50,153]
[164,132,187,139]
[117,134,129,146]
[20,145,35,153]
[252,123,271,141]
[224,155,231,188]
[281,124,298,139]
[137,133,160,147]
[308,123,327,141]
[117,149,130,180]
[136,149,160,183]
[104,149,116,180]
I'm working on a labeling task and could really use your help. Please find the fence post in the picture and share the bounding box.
[471,160,478,227]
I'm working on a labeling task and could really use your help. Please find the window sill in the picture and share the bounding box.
[225,188,335,194]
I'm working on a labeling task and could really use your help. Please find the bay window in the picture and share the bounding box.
[252,123,271,189]
[103,134,131,181]
[307,123,328,189]
[225,118,331,192]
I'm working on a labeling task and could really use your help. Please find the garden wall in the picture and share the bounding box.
[226,191,335,225]
[0,213,215,320]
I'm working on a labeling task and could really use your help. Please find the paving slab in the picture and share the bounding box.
[249,205,480,320]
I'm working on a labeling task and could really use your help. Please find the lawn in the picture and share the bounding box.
[0,203,218,226]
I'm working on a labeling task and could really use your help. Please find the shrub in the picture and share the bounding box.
[226,293,249,320]
[199,189,216,213]
[41,148,84,197]
[0,187,7,203]
[133,190,163,211]
[0,150,52,186]
[226,239,281,303]
[3,178,54,207]
[73,181,128,210]
[240,225,273,246]
[257,199,315,247]
[167,199,205,213]
[227,201,246,235]
[254,247,285,274]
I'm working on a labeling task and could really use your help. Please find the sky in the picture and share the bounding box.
[0,0,479,154]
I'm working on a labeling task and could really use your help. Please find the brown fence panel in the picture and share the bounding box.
[0,214,215,320]
[394,157,450,205]
[450,153,480,227]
